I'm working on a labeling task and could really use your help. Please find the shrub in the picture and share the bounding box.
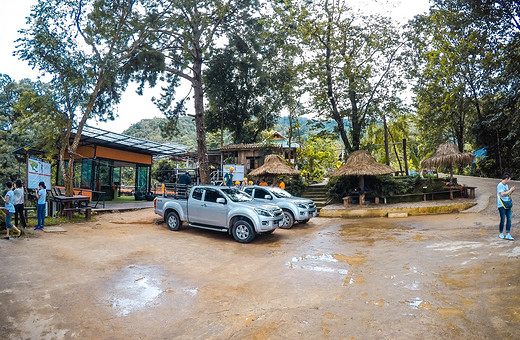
[327,175,426,202]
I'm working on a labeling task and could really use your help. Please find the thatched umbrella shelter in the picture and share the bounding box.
[421,143,474,185]
[248,154,300,181]
[331,150,395,205]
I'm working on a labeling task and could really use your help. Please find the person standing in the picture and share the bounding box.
[223,167,234,186]
[2,181,21,239]
[35,181,47,230]
[177,171,192,196]
[13,179,27,230]
[497,172,516,240]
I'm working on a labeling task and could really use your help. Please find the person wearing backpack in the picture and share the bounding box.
[497,172,516,240]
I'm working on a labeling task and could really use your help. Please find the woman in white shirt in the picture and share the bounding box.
[13,179,27,230]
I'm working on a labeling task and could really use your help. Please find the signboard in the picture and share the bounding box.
[27,157,52,190]
[223,164,244,182]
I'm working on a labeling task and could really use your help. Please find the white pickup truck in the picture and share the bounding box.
[154,185,284,243]
[243,185,317,228]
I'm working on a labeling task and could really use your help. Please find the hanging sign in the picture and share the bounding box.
[27,157,52,190]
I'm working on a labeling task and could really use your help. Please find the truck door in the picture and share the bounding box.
[200,188,228,227]
[187,187,204,224]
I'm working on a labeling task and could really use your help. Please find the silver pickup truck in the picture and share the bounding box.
[154,185,284,243]
[243,185,317,228]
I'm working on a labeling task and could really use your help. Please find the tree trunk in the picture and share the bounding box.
[324,1,352,153]
[193,55,210,184]
[384,114,390,165]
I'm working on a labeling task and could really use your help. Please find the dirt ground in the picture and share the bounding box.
[1,177,520,339]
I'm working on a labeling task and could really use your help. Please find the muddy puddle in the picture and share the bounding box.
[105,264,198,317]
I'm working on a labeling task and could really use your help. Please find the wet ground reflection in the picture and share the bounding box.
[287,254,350,275]
[105,264,198,316]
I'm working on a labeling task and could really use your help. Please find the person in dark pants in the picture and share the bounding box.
[13,179,27,230]
[35,182,47,230]
[497,172,516,240]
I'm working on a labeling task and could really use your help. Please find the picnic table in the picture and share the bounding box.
[54,195,91,220]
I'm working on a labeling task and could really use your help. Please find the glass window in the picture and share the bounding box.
[254,189,269,199]
[192,187,203,200]
[244,188,253,195]
[113,167,121,184]
[204,189,223,203]
[136,166,149,192]
[81,159,92,189]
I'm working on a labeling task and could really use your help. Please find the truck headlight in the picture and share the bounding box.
[297,203,309,209]
[254,208,273,217]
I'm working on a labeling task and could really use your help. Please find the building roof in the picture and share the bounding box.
[76,125,189,156]
[220,143,282,151]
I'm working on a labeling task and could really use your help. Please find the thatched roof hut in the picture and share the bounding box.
[421,143,474,183]
[248,154,300,177]
[331,150,395,177]
[331,150,394,204]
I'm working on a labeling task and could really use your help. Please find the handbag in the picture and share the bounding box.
[498,195,513,209]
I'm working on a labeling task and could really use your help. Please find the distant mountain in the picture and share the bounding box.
[123,116,339,151]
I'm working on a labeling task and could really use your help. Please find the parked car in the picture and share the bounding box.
[154,185,283,243]
[243,185,317,228]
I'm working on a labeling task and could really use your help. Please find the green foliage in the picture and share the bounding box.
[151,0,259,183]
[14,0,162,194]
[363,112,420,173]
[274,0,408,153]
[284,176,306,197]
[123,117,198,150]
[152,159,177,183]
[297,134,339,183]
[409,0,520,177]
[407,8,482,156]
[204,16,295,144]
[327,175,424,202]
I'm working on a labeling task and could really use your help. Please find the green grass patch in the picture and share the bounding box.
[105,195,138,204]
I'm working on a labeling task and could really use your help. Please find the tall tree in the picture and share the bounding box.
[204,18,294,144]
[408,8,486,155]
[16,0,162,195]
[153,0,257,183]
[416,0,520,177]
[275,0,407,153]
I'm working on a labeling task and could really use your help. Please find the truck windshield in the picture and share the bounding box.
[269,187,293,198]
[221,187,253,202]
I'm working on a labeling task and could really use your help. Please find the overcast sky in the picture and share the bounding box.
[0,0,431,133]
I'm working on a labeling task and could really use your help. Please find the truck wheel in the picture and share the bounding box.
[281,210,294,229]
[165,211,181,231]
[232,220,256,243]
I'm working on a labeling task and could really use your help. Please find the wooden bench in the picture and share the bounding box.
[343,195,381,207]
[63,207,92,220]
[23,206,37,220]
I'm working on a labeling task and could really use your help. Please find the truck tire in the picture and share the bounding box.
[281,209,294,229]
[165,211,181,231]
[232,219,256,243]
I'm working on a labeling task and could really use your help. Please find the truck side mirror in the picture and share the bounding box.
[264,195,272,200]
[216,198,226,204]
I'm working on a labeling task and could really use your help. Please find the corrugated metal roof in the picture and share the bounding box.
[75,125,189,156]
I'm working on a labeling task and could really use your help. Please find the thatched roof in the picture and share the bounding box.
[248,154,301,177]
[331,150,395,177]
[421,143,474,169]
